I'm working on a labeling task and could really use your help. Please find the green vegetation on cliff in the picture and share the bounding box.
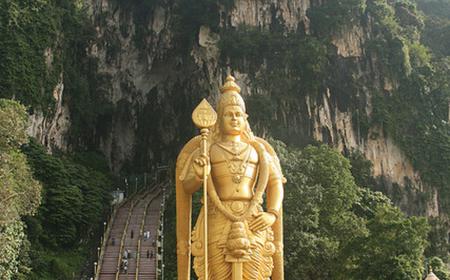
[0,1,61,111]
[308,0,367,35]
[0,0,109,144]
[0,1,115,276]
[220,29,329,93]
[418,0,450,57]
[366,0,450,214]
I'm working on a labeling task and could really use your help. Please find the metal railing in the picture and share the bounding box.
[155,183,168,280]
[121,164,169,196]
[114,194,142,280]
[93,203,119,279]
[135,185,163,279]
[93,189,140,280]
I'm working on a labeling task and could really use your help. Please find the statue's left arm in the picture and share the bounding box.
[266,153,285,280]
[249,153,284,232]
[265,154,284,219]
[266,170,284,218]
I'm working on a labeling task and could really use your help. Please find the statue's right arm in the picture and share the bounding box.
[181,172,202,194]
[180,150,204,194]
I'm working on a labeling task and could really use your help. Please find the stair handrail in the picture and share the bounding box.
[136,185,163,279]
[114,188,155,279]
[155,182,168,280]
[94,179,149,279]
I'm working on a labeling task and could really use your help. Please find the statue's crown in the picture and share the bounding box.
[218,74,245,112]
[220,75,241,94]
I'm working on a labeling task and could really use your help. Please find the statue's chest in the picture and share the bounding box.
[210,143,258,184]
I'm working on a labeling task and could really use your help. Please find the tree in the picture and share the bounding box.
[22,139,111,247]
[271,140,429,279]
[350,192,429,279]
[0,99,41,279]
[272,141,366,278]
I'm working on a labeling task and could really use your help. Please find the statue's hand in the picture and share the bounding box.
[193,154,211,180]
[249,212,276,232]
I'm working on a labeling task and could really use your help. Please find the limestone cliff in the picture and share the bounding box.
[27,0,446,218]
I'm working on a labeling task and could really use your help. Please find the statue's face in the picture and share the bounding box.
[221,105,246,136]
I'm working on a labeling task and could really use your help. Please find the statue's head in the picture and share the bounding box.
[213,75,254,141]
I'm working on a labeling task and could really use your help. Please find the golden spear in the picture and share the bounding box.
[192,99,217,280]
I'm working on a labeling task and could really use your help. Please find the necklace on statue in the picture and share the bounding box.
[217,142,251,184]
[217,142,247,157]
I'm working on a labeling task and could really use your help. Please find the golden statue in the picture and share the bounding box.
[176,75,285,280]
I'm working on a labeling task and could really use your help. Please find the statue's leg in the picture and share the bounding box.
[194,206,232,280]
[195,241,232,280]
[193,208,206,280]
[243,224,274,279]
[243,243,274,279]
[210,240,231,279]
[208,209,232,280]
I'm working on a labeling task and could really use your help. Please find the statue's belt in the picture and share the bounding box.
[207,200,262,216]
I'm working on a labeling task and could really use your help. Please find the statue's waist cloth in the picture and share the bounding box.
[192,200,275,280]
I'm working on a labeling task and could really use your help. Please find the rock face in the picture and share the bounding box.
[32,0,438,216]
[80,0,315,173]
[27,76,70,153]
[229,0,310,31]
[331,25,365,58]
[307,89,439,216]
